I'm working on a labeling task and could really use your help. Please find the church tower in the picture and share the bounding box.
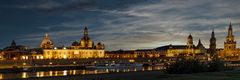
[224,22,236,51]
[40,33,53,49]
[80,26,93,49]
[187,34,194,47]
[197,39,206,54]
[187,34,194,54]
[209,29,216,56]
[197,39,204,48]
[11,40,17,47]
[84,26,88,37]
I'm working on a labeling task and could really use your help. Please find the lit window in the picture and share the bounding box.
[36,56,39,59]
[40,56,44,59]
[22,56,25,60]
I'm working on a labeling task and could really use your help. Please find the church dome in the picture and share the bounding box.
[79,26,93,49]
[40,34,53,49]
[72,41,79,46]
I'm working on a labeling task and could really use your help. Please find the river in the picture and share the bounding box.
[0,66,164,79]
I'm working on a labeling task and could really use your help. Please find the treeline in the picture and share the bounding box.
[165,57,224,74]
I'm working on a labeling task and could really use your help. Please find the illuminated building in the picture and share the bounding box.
[105,49,162,59]
[43,26,105,59]
[2,40,29,60]
[219,22,240,60]
[134,49,162,58]
[105,34,207,60]
[105,50,136,58]
[156,34,207,59]
[0,50,3,60]
[20,51,44,60]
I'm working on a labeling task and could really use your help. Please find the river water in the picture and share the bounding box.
[0,66,164,79]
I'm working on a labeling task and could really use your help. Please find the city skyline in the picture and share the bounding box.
[1,0,240,50]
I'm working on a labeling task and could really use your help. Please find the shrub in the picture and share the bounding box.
[208,57,224,72]
[165,58,208,74]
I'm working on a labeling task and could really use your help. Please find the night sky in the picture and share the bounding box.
[1,0,240,50]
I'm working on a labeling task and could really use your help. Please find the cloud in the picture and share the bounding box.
[13,0,240,50]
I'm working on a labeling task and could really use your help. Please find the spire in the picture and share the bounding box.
[84,25,88,37]
[197,39,204,48]
[188,33,193,39]
[45,33,49,39]
[198,39,202,45]
[187,34,193,46]
[228,21,233,36]
[211,28,215,38]
[11,40,16,47]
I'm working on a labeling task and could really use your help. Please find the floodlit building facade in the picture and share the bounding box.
[43,26,105,59]
[219,22,240,60]
[155,34,207,60]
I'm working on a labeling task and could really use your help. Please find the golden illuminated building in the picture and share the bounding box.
[2,40,29,60]
[156,34,207,59]
[219,22,240,60]
[43,26,105,59]
[105,50,161,59]
[105,34,208,60]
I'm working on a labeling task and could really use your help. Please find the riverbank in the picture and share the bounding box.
[17,70,240,80]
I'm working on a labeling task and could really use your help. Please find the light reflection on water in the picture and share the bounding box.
[0,66,163,79]
[0,74,3,79]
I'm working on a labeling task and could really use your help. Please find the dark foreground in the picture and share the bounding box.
[12,70,240,80]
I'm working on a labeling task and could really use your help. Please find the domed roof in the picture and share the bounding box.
[97,42,102,45]
[72,41,79,46]
[40,34,53,48]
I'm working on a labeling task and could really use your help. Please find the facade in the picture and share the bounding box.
[156,34,207,60]
[105,50,136,58]
[105,49,162,59]
[43,26,105,59]
[0,50,3,60]
[134,49,162,58]
[219,22,240,60]
[2,40,29,60]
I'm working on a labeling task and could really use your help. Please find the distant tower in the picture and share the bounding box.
[209,29,216,56]
[40,33,53,49]
[11,40,17,47]
[84,26,88,37]
[187,34,194,54]
[187,34,194,47]
[80,26,93,49]
[197,39,206,54]
[224,22,236,51]
[197,39,204,48]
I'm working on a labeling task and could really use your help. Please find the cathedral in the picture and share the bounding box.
[42,26,105,59]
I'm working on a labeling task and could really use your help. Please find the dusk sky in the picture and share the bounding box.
[1,0,240,50]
